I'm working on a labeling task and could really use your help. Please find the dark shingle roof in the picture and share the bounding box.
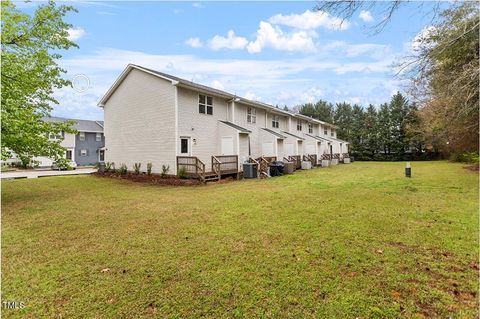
[219,121,251,133]
[262,128,286,139]
[43,116,104,132]
[282,131,304,140]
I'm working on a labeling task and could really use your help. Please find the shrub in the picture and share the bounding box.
[133,162,141,174]
[105,162,113,172]
[147,163,153,175]
[177,166,188,179]
[451,151,479,165]
[161,164,170,177]
[118,163,127,174]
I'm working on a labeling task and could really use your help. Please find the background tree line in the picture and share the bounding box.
[298,1,478,162]
[297,93,428,161]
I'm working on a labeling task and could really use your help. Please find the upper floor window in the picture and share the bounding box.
[199,94,213,115]
[324,128,328,135]
[79,132,85,141]
[96,133,102,142]
[297,120,302,131]
[48,131,63,140]
[247,107,256,124]
[308,123,313,134]
[272,115,279,128]
[331,129,334,137]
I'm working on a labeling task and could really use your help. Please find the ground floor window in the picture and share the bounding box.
[80,149,87,156]
[66,150,72,160]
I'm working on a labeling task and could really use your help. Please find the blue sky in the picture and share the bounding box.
[17,1,442,120]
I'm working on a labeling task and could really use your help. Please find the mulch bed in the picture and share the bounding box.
[93,172,204,186]
[463,165,479,172]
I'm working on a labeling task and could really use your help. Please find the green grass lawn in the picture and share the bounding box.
[2,161,478,318]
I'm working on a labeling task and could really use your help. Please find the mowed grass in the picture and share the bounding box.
[2,161,478,318]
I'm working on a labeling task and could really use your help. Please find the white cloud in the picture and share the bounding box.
[185,37,203,48]
[301,87,323,103]
[269,10,349,30]
[359,10,374,23]
[247,22,316,54]
[67,27,86,41]
[208,30,248,50]
[245,91,262,101]
[411,26,436,51]
[192,2,203,8]
[211,80,224,90]
[55,46,400,119]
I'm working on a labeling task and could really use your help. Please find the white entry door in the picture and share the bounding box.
[262,142,274,156]
[305,143,315,155]
[285,143,294,156]
[221,136,234,155]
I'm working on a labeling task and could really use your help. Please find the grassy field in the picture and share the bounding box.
[2,161,478,318]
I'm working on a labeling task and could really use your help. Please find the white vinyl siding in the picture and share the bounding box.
[103,68,176,174]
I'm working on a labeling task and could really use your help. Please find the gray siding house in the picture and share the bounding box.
[40,117,105,167]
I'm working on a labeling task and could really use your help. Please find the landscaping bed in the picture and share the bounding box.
[94,171,203,186]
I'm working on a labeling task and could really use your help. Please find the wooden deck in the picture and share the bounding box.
[177,155,239,183]
[177,153,351,182]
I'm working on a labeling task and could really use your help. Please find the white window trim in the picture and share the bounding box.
[308,123,313,134]
[247,107,256,124]
[180,136,191,155]
[198,94,213,115]
[272,115,279,128]
[297,120,302,131]
[80,149,87,156]
[79,132,86,141]
[96,132,102,141]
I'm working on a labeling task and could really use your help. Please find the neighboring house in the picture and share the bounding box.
[98,64,349,175]
[34,117,105,167]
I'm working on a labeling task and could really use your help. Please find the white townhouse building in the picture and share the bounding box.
[98,64,349,179]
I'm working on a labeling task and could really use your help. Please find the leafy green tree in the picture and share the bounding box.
[407,2,479,153]
[349,105,365,155]
[389,92,409,155]
[376,103,391,154]
[363,104,378,157]
[314,100,335,123]
[333,102,353,141]
[1,0,78,165]
[298,103,316,118]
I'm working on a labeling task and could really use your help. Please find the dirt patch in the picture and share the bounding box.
[463,165,479,171]
[94,172,203,186]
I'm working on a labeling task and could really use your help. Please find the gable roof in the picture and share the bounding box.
[97,64,337,128]
[43,116,104,132]
[281,131,304,140]
[219,121,251,133]
[262,128,286,139]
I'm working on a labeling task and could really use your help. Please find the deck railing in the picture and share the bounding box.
[211,156,221,179]
[255,156,271,178]
[288,155,301,169]
[321,154,332,160]
[307,154,317,167]
[177,156,205,182]
[263,156,276,163]
[212,155,238,173]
